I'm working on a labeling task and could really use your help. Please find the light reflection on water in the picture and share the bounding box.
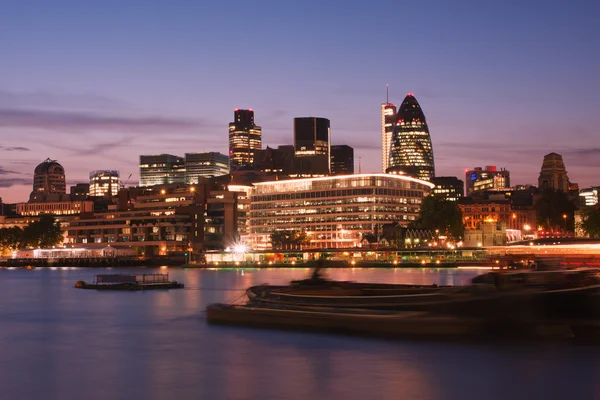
[1,267,600,400]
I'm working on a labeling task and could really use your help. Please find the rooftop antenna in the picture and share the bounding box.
[358,156,362,174]
[386,84,389,103]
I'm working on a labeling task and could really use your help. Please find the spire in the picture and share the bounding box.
[386,84,389,103]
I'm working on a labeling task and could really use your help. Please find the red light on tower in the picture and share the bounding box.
[249,108,253,112]
[407,93,414,96]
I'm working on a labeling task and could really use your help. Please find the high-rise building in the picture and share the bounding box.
[89,170,120,197]
[465,166,510,196]
[431,176,464,202]
[31,158,66,198]
[538,153,570,192]
[381,85,397,172]
[253,145,329,179]
[294,117,331,160]
[139,154,185,187]
[330,145,354,175]
[229,109,262,170]
[580,187,600,207]
[184,152,229,183]
[387,94,435,181]
[70,183,90,200]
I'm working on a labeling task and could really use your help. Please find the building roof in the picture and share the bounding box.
[252,173,435,188]
[34,158,63,175]
[395,94,427,124]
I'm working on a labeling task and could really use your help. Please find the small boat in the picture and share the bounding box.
[75,273,184,290]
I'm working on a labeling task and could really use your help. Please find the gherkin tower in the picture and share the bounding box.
[387,94,435,181]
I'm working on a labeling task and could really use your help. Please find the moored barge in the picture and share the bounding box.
[206,303,574,341]
[75,273,184,290]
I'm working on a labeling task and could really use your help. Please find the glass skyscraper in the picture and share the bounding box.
[381,85,397,172]
[228,109,262,170]
[293,117,330,158]
[89,170,120,197]
[184,152,229,183]
[139,154,185,187]
[388,94,435,181]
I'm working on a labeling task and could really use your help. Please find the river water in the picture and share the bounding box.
[1,267,600,400]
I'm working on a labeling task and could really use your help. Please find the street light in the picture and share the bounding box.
[562,214,567,233]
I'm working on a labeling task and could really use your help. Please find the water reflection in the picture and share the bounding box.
[1,267,600,400]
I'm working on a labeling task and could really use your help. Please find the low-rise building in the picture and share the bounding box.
[458,198,535,233]
[463,222,507,247]
[249,174,434,250]
[64,182,241,257]
[16,200,95,216]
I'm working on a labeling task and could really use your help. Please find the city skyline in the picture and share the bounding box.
[1,1,599,202]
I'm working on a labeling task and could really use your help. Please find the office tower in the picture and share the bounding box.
[465,166,510,196]
[70,183,90,200]
[579,187,600,207]
[431,176,464,202]
[184,152,230,183]
[253,145,329,179]
[294,117,331,162]
[228,109,262,170]
[89,170,120,197]
[387,94,435,181]
[538,153,570,192]
[330,145,354,175]
[381,85,397,172]
[31,158,66,197]
[139,154,185,187]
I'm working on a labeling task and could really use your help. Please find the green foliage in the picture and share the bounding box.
[534,188,575,231]
[0,215,63,254]
[0,226,24,255]
[270,230,311,249]
[581,206,600,237]
[410,195,464,239]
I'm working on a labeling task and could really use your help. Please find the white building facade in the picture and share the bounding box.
[249,174,433,250]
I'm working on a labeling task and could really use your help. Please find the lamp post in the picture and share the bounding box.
[562,214,567,234]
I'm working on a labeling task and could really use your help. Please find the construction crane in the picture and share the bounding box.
[120,173,132,189]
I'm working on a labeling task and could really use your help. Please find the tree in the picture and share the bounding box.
[21,215,63,248]
[410,195,464,239]
[535,188,576,232]
[581,206,600,237]
[270,230,311,249]
[0,226,24,255]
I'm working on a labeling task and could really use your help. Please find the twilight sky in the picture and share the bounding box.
[1,0,599,202]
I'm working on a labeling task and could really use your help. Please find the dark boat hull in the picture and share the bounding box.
[248,284,600,321]
[206,303,573,340]
[76,282,184,290]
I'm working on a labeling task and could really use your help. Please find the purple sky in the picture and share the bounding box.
[1,0,599,203]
